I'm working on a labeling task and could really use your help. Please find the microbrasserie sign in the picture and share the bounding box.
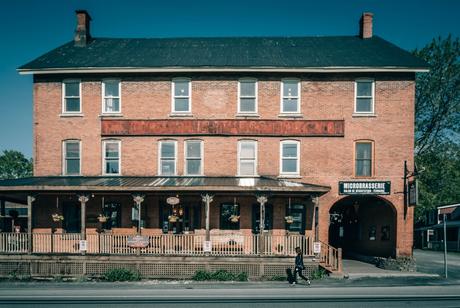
[339,181,391,195]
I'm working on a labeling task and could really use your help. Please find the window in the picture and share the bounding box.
[159,141,177,175]
[220,203,240,230]
[281,79,300,113]
[238,78,257,114]
[62,80,81,113]
[103,140,121,175]
[355,141,373,177]
[102,79,121,113]
[185,140,203,175]
[280,140,300,175]
[172,78,191,113]
[355,80,374,113]
[238,140,257,176]
[63,140,81,175]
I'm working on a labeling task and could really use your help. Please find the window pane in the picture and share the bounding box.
[356,160,371,176]
[66,159,80,174]
[187,159,201,175]
[283,81,298,97]
[65,142,79,158]
[240,98,256,112]
[65,98,80,112]
[282,98,298,112]
[174,98,190,112]
[356,98,372,112]
[240,142,255,158]
[174,80,189,96]
[104,98,120,112]
[105,143,119,158]
[104,81,119,96]
[356,143,372,159]
[161,160,175,175]
[161,142,175,158]
[240,81,255,96]
[282,159,297,173]
[65,82,79,97]
[357,81,372,97]
[282,143,297,157]
[105,160,119,174]
[186,141,201,158]
[240,161,255,175]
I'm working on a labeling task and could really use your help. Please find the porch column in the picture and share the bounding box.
[313,196,319,242]
[78,194,90,242]
[256,194,268,255]
[27,196,35,254]
[201,194,213,241]
[132,194,145,235]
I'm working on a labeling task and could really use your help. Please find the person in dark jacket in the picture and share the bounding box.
[293,247,311,285]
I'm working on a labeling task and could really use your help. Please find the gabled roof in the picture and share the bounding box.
[18,36,428,74]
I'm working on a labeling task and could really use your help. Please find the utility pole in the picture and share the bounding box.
[443,213,448,279]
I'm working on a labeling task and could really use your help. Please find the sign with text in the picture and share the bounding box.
[127,235,150,248]
[339,181,391,195]
[313,242,321,254]
[203,240,212,252]
[408,180,418,206]
[79,240,87,251]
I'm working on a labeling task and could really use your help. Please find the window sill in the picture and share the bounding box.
[100,113,123,118]
[169,113,193,118]
[352,113,376,118]
[278,113,303,118]
[236,113,260,118]
[278,175,302,179]
[102,174,122,176]
[236,175,260,178]
[60,113,84,118]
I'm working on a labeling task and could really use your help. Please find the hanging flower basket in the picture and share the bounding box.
[51,214,64,222]
[285,216,294,224]
[168,215,179,223]
[229,215,240,223]
[97,214,109,223]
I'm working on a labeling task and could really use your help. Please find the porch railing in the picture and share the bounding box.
[0,232,314,257]
[318,240,341,272]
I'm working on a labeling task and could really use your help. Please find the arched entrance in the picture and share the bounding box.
[328,196,396,258]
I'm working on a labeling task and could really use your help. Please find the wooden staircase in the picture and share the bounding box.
[317,241,342,274]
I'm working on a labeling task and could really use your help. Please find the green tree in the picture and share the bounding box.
[0,150,33,179]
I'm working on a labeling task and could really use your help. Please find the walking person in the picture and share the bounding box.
[292,246,311,285]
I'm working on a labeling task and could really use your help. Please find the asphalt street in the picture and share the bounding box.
[414,249,460,280]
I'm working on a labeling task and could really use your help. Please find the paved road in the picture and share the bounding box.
[414,249,460,280]
[0,283,459,307]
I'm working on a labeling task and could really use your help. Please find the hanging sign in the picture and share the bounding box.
[79,240,87,251]
[167,197,180,205]
[313,242,321,254]
[339,181,391,195]
[127,235,150,248]
[408,180,418,206]
[203,240,212,252]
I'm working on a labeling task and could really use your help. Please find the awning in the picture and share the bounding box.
[432,221,460,229]
[0,176,330,195]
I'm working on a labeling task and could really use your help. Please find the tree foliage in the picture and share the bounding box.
[0,150,33,180]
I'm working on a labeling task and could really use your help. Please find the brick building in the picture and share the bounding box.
[0,11,428,277]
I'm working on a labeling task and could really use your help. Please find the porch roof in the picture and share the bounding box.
[0,176,330,194]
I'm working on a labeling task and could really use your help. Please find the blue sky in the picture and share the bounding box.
[0,0,459,158]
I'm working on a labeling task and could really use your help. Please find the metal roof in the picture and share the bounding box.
[0,176,330,194]
[18,36,428,72]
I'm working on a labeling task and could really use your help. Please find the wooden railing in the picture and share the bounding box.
[318,240,342,273]
[0,232,315,257]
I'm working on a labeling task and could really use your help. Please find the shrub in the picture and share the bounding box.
[192,269,248,281]
[192,270,212,281]
[236,272,248,281]
[310,268,327,280]
[269,275,286,281]
[103,268,141,282]
[210,269,235,281]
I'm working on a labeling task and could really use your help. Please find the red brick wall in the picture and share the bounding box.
[32,73,415,256]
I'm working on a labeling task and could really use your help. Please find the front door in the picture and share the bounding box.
[160,203,201,234]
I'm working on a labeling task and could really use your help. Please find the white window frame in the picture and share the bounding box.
[102,140,121,176]
[184,140,204,176]
[280,78,300,114]
[354,79,375,114]
[237,78,258,114]
[158,140,177,176]
[102,79,122,114]
[62,140,81,176]
[171,78,192,114]
[237,140,258,176]
[62,79,82,114]
[279,140,300,176]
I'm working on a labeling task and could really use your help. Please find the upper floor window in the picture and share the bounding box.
[238,140,257,176]
[62,80,81,113]
[355,141,373,177]
[102,79,121,113]
[355,80,374,114]
[281,79,300,113]
[103,140,121,175]
[185,140,203,175]
[280,140,300,176]
[238,78,257,114]
[172,78,191,113]
[63,140,80,175]
[159,140,177,175]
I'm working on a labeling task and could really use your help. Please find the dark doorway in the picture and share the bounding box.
[62,202,81,233]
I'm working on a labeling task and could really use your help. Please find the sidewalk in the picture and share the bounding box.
[342,259,439,279]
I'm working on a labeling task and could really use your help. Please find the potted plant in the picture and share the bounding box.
[97,214,110,223]
[229,215,240,223]
[168,215,178,223]
[284,216,294,224]
[51,213,64,222]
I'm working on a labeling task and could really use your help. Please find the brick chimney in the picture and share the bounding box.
[74,10,91,47]
[359,12,373,39]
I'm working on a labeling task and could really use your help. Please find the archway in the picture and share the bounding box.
[328,196,396,258]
